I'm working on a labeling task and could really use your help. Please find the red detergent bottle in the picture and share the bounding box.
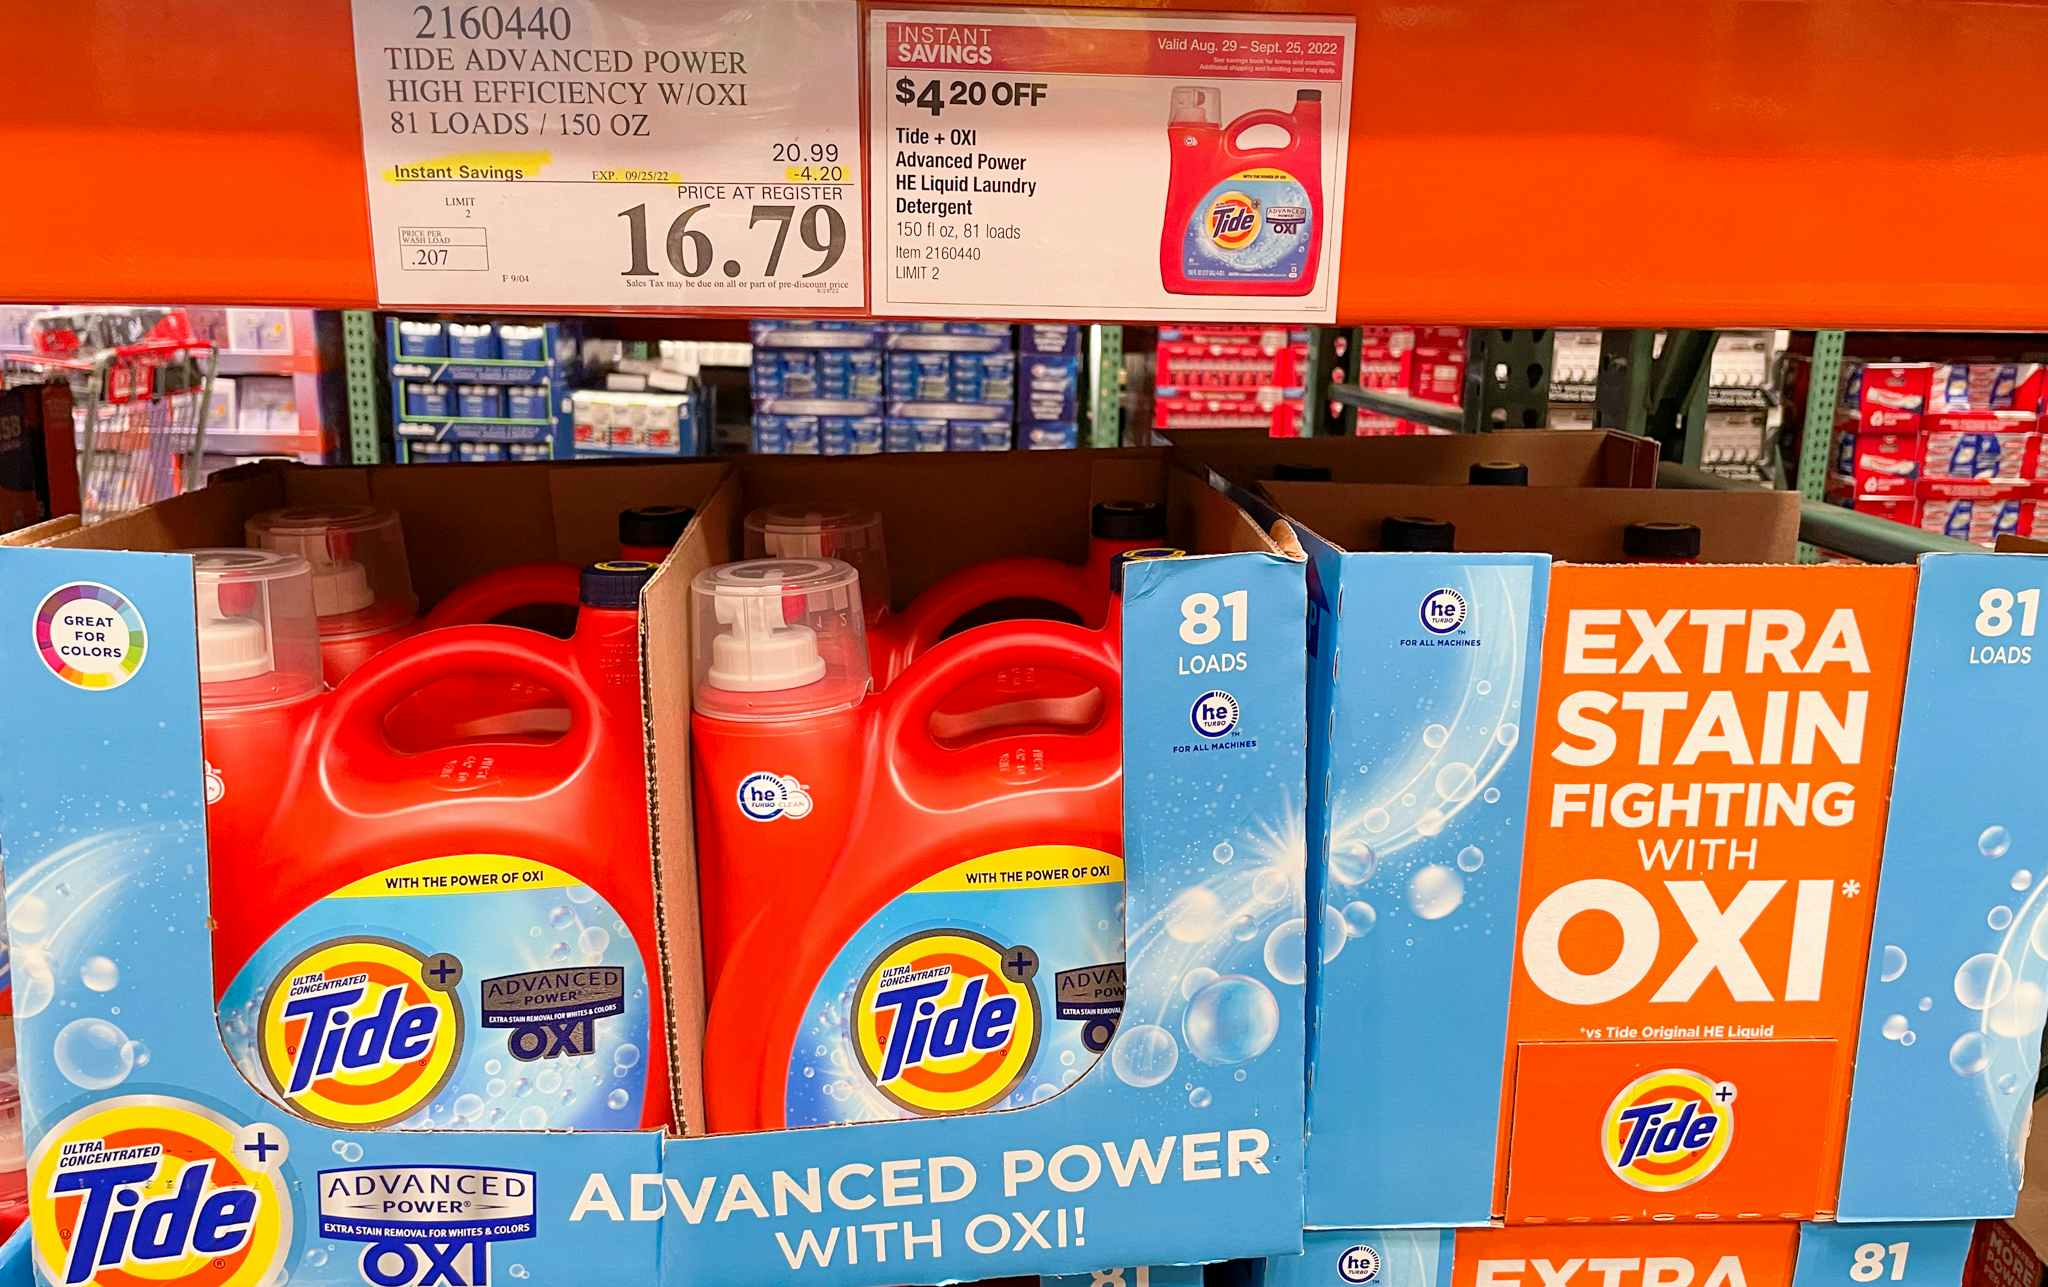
[208,559,671,1133]
[1160,86,1324,296]
[423,505,696,631]
[689,557,1126,1134]
[244,506,419,684]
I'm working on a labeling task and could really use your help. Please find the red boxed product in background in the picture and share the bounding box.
[1156,339,1304,390]
[1831,425,1919,494]
[1826,477,1920,525]
[1839,359,1933,432]
[1918,477,2037,546]
[1931,361,2047,413]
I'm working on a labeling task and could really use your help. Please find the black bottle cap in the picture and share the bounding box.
[1381,515,1455,552]
[618,505,694,550]
[1468,460,1529,487]
[581,560,656,608]
[1297,89,1322,103]
[1111,547,1188,594]
[1272,463,1333,482]
[1623,521,1703,561]
[1092,499,1168,541]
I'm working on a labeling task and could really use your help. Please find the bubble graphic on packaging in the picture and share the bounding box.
[1110,1023,1179,1088]
[1401,793,1418,808]
[1900,1031,1917,1047]
[566,885,597,905]
[529,927,541,938]
[614,1043,642,1070]
[1436,763,1476,802]
[1409,865,1464,920]
[1263,919,1308,986]
[305,1250,329,1268]
[1919,996,1934,1012]
[1330,842,1376,886]
[1230,915,1257,942]
[485,1059,503,1076]
[1181,966,1220,1001]
[1483,787,1502,805]
[1497,725,1520,749]
[1422,723,1449,749]
[1166,887,1230,942]
[1456,846,1485,873]
[1982,826,2013,859]
[1185,974,1281,1063]
[54,1017,135,1090]
[1060,1050,1076,1067]
[12,947,54,1019]
[2032,914,2048,961]
[336,1140,364,1163]
[510,1267,529,1280]
[580,925,610,957]
[1950,1031,1990,1076]
[1189,1087,1212,1108]
[1987,981,2047,1039]
[608,1088,630,1110]
[1342,900,1377,938]
[1321,903,1348,963]
[2000,1073,2023,1095]
[1990,906,2016,931]
[487,1079,508,1098]
[454,1093,485,1121]
[1252,866,1291,906]
[548,906,574,930]
[1881,945,1908,982]
[1476,680,1493,696]
[122,1039,149,1069]
[519,1106,548,1129]
[1881,1014,1909,1040]
[79,954,118,992]
[1956,953,2015,1011]
[1415,809,1447,838]
[1362,807,1391,835]
[2016,871,2036,893]
[7,895,47,939]
[1213,841,1235,864]
[548,942,571,963]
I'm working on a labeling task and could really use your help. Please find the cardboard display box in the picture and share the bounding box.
[0,449,1308,1286]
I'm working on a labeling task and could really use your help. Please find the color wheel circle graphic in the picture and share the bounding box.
[34,582,146,690]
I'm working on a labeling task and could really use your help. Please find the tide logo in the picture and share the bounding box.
[1601,1069,1736,1192]
[31,1097,291,1287]
[853,929,1041,1115]
[259,937,463,1128]
[1205,193,1262,251]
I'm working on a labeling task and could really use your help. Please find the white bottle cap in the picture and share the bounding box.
[186,549,324,698]
[1170,85,1221,125]
[244,505,416,627]
[692,557,870,715]
[744,504,890,613]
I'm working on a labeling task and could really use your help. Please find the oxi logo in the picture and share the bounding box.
[259,938,463,1128]
[1603,1068,1736,1192]
[736,771,813,823]
[1205,193,1261,251]
[854,929,1040,1115]
[34,582,146,691]
[1420,588,1466,634]
[1190,689,1240,738]
[1337,1243,1382,1284]
[32,1097,291,1287]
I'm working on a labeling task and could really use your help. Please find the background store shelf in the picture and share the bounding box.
[7,2,2048,325]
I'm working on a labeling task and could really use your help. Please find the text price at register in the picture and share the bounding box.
[617,202,847,283]
[894,77,1049,117]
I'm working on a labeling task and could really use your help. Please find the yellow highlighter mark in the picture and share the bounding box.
[386,150,553,182]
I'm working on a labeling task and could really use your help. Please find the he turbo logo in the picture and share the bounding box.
[260,938,464,1128]
[854,929,1041,1115]
[1602,1068,1736,1192]
[32,1097,291,1287]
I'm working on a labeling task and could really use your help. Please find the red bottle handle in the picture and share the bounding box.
[1225,108,1299,156]
[881,620,1121,782]
[423,562,580,628]
[313,624,602,797]
[895,557,1098,657]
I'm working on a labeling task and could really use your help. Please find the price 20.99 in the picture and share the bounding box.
[618,203,847,281]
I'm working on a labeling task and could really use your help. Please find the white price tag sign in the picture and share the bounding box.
[868,9,1354,321]
[351,0,865,309]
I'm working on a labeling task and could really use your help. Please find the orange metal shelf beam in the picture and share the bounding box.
[7,1,2048,327]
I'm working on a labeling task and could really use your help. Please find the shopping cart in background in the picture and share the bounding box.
[2,306,214,522]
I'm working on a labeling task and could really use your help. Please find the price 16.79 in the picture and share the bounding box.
[619,202,847,280]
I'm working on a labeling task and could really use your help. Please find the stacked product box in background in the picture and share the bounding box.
[570,338,711,459]
[1018,323,1085,450]
[1153,325,1310,437]
[1351,325,1467,436]
[1826,359,2047,545]
[752,320,1029,453]
[388,317,577,462]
